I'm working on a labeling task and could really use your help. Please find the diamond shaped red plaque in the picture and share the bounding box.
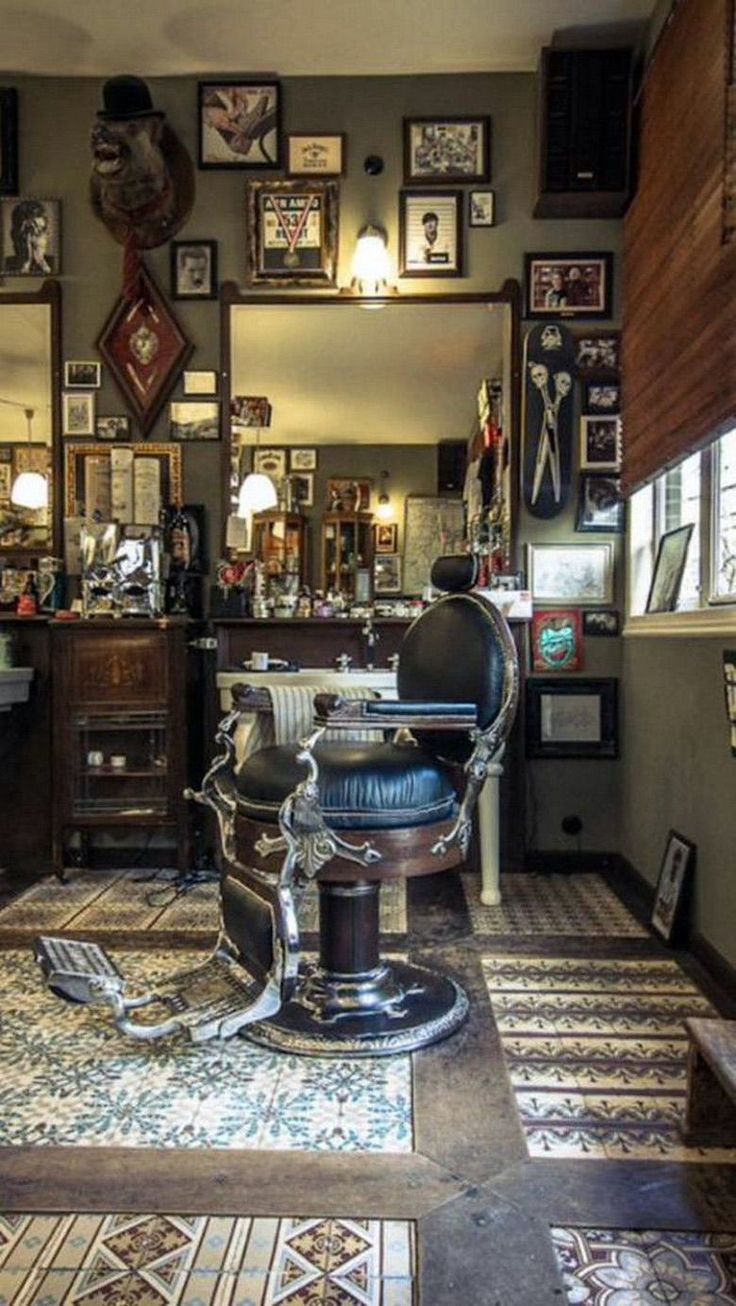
[97,264,193,437]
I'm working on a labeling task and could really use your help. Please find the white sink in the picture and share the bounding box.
[0,667,33,711]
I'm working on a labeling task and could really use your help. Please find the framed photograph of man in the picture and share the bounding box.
[580,416,622,472]
[198,80,281,169]
[646,523,694,613]
[576,475,626,533]
[525,253,613,319]
[1,197,61,275]
[404,116,491,184]
[246,179,339,286]
[290,471,314,507]
[171,240,218,300]
[651,830,695,943]
[62,391,95,437]
[0,89,18,196]
[469,190,495,227]
[399,190,463,278]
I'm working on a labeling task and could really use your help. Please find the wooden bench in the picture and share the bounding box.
[683,1018,736,1146]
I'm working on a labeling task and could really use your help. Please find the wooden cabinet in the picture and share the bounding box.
[534,46,635,218]
[252,511,307,584]
[321,512,373,597]
[51,619,193,878]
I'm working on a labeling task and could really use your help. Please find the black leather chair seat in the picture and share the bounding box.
[235,741,458,829]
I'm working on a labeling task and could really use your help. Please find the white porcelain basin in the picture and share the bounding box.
[0,667,33,711]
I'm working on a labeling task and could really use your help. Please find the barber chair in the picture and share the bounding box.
[36,556,518,1056]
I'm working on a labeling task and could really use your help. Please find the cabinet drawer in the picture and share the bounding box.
[68,634,167,703]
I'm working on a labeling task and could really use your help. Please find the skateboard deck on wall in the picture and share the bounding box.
[522,322,576,519]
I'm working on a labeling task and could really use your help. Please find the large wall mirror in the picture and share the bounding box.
[222,283,521,588]
[0,280,61,559]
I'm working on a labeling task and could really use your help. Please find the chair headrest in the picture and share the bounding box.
[430,554,479,593]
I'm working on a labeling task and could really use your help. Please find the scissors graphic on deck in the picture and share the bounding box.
[528,363,572,506]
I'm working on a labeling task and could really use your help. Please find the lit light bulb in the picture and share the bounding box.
[351,224,392,297]
[11,470,47,510]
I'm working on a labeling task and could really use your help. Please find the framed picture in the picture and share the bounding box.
[183,370,217,395]
[722,650,736,755]
[65,361,101,389]
[524,253,613,319]
[651,830,695,943]
[290,471,314,508]
[254,447,287,480]
[526,677,618,759]
[198,80,281,169]
[231,396,271,429]
[170,240,218,300]
[527,541,614,606]
[0,89,18,196]
[64,443,182,521]
[583,608,620,637]
[399,190,463,278]
[580,415,622,472]
[582,380,620,414]
[575,332,621,374]
[170,401,219,441]
[576,475,626,533]
[327,478,372,512]
[469,190,495,227]
[374,553,402,594]
[646,523,694,613]
[289,448,316,471]
[62,391,95,437]
[404,116,491,184]
[531,610,583,672]
[287,133,345,177]
[246,179,339,286]
[375,523,398,554]
[1,197,61,275]
[96,415,130,440]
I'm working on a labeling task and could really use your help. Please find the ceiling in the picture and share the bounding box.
[0,0,656,78]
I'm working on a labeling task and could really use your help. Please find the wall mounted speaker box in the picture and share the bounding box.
[437,440,467,493]
[534,46,635,218]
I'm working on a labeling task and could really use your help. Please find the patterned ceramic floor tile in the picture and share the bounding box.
[552,1226,736,1304]
[482,954,735,1163]
[0,1213,415,1305]
[463,872,647,937]
[0,869,407,940]
[0,951,412,1153]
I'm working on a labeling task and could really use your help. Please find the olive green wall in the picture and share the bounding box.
[620,638,736,966]
[6,68,624,851]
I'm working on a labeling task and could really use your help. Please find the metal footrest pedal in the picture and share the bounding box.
[35,934,282,1043]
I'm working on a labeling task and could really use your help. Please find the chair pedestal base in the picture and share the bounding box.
[243,878,468,1056]
[244,957,468,1057]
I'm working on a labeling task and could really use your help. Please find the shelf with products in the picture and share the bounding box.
[252,511,307,585]
[320,512,373,599]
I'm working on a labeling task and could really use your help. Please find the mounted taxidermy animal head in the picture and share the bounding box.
[90,75,194,250]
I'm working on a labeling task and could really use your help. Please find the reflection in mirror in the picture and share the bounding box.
[224,288,520,582]
[0,281,60,558]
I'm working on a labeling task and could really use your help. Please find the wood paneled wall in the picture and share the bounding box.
[622,0,736,490]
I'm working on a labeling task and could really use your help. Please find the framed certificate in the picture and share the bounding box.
[246,179,339,286]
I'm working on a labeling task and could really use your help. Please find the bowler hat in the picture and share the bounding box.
[97,75,164,121]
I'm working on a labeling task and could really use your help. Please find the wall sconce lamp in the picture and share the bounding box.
[0,399,48,510]
[349,224,396,298]
[376,470,393,522]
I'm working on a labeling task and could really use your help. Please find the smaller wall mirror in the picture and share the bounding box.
[0,280,61,559]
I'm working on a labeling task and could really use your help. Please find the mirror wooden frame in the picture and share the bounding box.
[0,278,62,562]
[219,280,522,567]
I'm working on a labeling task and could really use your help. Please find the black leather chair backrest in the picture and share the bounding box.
[397,558,509,763]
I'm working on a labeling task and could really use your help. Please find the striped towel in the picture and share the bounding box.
[234,684,382,767]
